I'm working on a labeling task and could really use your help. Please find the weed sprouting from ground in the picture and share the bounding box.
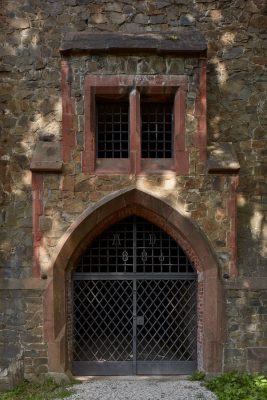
[189,370,206,381]
[0,378,77,400]
[205,371,267,400]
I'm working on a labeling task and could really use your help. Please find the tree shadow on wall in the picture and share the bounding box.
[204,0,267,372]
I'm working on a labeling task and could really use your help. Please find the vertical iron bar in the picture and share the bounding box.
[119,105,121,158]
[155,105,158,155]
[96,104,99,157]
[148,107,150,156]
[169,233,171,273]
[115,230,118,273]
[89,244,92,273]
[127,102,130,158]
[178,241,180,273]
[98,236,100,273]
[133,217,137,373]
[124,224,126,273]
[160,229,162,273]
[133,279,137,374]
[143,220,146,272]
[104,105,107,155]
[133,217,136,274]
[111,104,113,157]
[152,224,154,273]
[107,235,110,272]
[163,104,166,156]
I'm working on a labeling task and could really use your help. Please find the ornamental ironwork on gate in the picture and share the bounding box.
[72,216,197,375]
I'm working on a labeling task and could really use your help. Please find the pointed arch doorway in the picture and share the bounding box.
[44,188,224,376]
[72,216,197,375]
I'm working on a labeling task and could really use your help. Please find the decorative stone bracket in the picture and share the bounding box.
[207,142,240,174]
[30,141,63,173]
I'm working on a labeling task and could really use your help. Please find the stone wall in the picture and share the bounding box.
[0,0,266,388]
[0,287,47,389]
[225,289,267,373]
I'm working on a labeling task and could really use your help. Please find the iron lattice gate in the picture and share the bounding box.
[72,216,197,375]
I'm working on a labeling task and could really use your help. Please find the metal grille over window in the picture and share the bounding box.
[96,102,129,158]
[75,217,194,274]
[75,218,134,273]
[141,103,173,158]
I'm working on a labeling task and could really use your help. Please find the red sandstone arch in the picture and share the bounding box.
[43,188,224,374]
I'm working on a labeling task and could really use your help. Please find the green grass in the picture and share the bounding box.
[189,370,206,381]
[198,371,267,400]
[0,378,77,400]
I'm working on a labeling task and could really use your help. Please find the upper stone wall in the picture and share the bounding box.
[0,0,266,277]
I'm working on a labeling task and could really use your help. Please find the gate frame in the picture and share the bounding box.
[44,187,224,374]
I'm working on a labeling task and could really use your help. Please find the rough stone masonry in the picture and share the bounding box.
[0,0,267,391]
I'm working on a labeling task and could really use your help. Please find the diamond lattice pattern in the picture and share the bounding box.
[73,280,133,361]
[136,279,197,361]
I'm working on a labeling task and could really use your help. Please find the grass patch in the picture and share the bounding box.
[189,371,267,399]
[205,372,267,400]
[189,370,206,381]
[0,378,77,400]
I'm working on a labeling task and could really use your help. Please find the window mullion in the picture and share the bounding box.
[129,88,141,174]
[174,86,188,174]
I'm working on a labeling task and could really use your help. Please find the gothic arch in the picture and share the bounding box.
[43,187,224,374]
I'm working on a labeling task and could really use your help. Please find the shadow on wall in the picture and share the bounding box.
[204,2,267,279]
[205,2,267,372]
[0,0,266,385]
[0,1,63,388]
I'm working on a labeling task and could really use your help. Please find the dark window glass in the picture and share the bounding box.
[141,102,173,158]
[97,102,129,158]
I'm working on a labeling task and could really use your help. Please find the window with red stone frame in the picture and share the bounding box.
[83,75,188,175]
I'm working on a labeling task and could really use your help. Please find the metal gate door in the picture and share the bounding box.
[72,216,197,375]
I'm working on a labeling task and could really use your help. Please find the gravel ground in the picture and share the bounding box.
[64,377,217,400]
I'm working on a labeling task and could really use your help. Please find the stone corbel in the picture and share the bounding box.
[207,142,240,174]
[30,141,63,173]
